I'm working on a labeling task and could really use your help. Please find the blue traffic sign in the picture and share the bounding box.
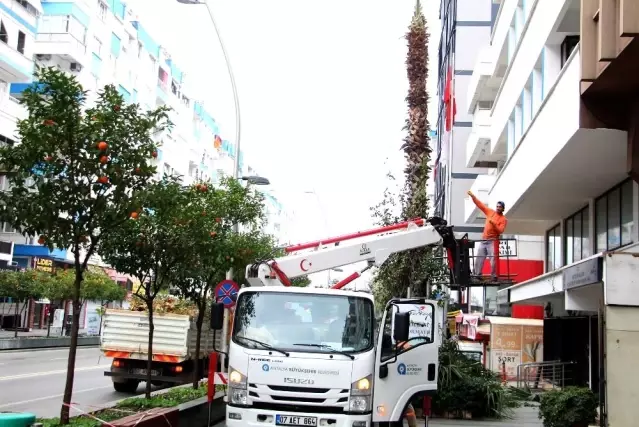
[215,280,239,308]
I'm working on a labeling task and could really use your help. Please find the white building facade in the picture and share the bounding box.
[466,0,639,424]
[0,0,284,244]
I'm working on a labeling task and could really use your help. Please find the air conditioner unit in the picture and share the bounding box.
[70,62,82,72]
[35,54,52,61]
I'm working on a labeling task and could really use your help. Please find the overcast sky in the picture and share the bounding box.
[128,0,441,285]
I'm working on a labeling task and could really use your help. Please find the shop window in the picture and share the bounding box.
[565,206,590,264]
[595,179,634,252]
[546,224,562,272]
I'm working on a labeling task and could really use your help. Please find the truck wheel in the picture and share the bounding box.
[113,379,139,393]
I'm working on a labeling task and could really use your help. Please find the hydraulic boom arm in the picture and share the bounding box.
[246,217,455,287]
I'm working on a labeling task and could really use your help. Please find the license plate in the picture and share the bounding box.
[276,415,317,426]
[132,368,160,376]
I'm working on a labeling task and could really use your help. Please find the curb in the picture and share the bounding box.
[0,336,100,351]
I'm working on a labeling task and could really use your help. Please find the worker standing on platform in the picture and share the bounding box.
[467,191,508,280]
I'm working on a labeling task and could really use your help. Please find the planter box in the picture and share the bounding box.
[108,408,178,427]
[99,388,226,427]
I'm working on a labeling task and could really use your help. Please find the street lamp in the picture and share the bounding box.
[176,0,241,179]
[241,175,270,186]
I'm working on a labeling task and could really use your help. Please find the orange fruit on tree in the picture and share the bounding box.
[44,156,53,162]
[38,236,46,245]
[210,231,216,238]
[97,141,108,151]
[215,218,221,223]
[98,176,109,184]
[130,212,139,219]
[151,151,158,158]
[99,156,109,164]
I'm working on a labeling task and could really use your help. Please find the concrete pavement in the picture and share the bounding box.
[0,347,148,419]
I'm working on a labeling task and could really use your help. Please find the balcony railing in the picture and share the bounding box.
[35,33,87,64]
[465,107,492,168]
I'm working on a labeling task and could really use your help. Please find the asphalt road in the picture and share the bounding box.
[0,347,150,419]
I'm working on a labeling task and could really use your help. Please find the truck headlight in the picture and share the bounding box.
[349,374,372,412]
[228,367,249,406]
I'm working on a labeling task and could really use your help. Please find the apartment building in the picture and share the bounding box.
[0,0,254,241]
[463,0,639,423]
[433,0,544,314]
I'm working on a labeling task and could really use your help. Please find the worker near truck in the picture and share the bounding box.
[467,191,508,280]
[397,339,419,427]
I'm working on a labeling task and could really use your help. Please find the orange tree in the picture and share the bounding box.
[0,269,51,337]
[99,174,196,398]
[0,67,170,423]
[171,178,272,388]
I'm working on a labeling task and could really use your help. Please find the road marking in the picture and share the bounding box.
[0,386,112,409]
[0,365,107,381]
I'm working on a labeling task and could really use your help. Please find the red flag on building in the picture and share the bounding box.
[443,66,457,132]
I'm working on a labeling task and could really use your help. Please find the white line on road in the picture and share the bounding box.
[0,386,111,409]
[0,364,107,381]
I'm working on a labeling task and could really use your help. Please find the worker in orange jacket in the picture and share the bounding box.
[467,191,508,280]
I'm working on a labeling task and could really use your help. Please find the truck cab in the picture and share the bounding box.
[219,286,441,426]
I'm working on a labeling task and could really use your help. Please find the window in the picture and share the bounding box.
[595,179,634,252]
[93,36,102,57]
[17,31,25,54]
[561,35,580,68]
[98,1,108,21]
[565,207,590,264]
[16,0,37,15]
[0,22,7,44]
[546,224,562,271]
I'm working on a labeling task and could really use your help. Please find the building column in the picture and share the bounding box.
[27,298,35,330]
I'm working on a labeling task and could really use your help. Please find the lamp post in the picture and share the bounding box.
[175,0,241,179]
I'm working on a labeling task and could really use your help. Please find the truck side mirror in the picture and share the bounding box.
[393,312,410,343]
[210,302,225,330]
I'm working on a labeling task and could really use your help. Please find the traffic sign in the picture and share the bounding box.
[215,279,239,308]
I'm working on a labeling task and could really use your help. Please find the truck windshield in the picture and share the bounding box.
[232,291,374,354]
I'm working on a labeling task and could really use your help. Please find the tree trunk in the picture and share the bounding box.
[192,300,205,389]
[145,298,154,399]
[14,301,18,337]
[59,289,82,424]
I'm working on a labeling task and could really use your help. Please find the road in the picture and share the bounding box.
[0,347,149,419]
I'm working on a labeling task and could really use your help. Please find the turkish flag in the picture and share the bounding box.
[443,66,457,132]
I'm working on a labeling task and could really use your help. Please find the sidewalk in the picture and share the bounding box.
[0,328,88,339]
[412,407,541,427]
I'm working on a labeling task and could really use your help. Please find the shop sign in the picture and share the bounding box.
[563,257,602,290]
[33,257,55,273]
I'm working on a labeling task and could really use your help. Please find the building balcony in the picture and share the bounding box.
[489,49,627,234]
[464,174,496,225]
[156,80,169,105]
[465,107,496,168]
[0,41,34,83]
[34,33,88,68]
[466,48,506,114]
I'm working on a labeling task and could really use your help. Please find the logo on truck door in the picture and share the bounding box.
[360,244,371,256]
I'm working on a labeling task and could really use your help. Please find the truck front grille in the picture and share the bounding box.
[248,383,350,414]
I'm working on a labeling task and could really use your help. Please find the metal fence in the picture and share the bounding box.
[516,360,577,391]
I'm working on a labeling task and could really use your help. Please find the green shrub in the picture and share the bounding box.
[538,386,597,427]
[432,339,526,419]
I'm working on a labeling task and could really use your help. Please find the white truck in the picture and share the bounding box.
[100,309,218,392]
[214,217,457,426]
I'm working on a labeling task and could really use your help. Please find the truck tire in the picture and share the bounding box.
[113,379,139,393]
